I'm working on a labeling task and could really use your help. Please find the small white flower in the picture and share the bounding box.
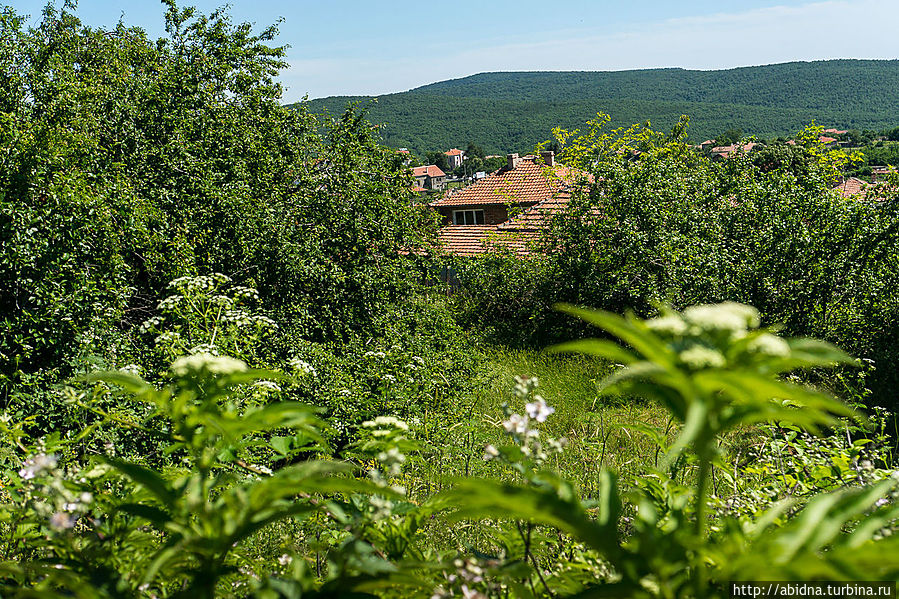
[525,397,555,423]
[483,445,499,461]
[253,380,282,393]
[289,358,316,377]
[502,413,528,435]
[278,554,292,566]
[49,512,76,531]
[19,454,57,480]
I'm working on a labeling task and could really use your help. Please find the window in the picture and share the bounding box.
[453,209,485,225]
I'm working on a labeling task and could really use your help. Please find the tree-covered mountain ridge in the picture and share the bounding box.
[301,60,899,154]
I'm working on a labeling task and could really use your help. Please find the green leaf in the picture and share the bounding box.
[100,457,177,507]
[436,479,621,558]
[548,339,638,364]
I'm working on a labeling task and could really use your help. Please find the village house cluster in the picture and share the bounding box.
[413,131,892,257]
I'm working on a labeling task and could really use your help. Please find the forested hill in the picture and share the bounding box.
[301,60,899,155]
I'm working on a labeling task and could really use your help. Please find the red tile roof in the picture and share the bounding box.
[413,165,445,178]
[432,155,592,257]
[836,177,868,198]
[709,142,757,159]
[430,155,581,208]
[824,128,848,135]
[445,148,463,156]
[819,136,837,144]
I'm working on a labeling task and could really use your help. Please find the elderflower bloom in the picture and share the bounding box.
[683,302,760,335]
[171,354,247,377]
[747,333,790,357]
[679,345,726,369]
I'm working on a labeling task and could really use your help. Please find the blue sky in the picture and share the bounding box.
[5,1,899,102]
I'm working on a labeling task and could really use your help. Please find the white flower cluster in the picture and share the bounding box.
[431,558,490,599]
[118,364,143,376]
[485,376,565,465]
[362,415,409,436]
[222,309,253,326]
[19,454,95,532]
[19,453,58,481]
[138,316,164,333]
[252,315,278,329]
[289,357,316,378]
[252,380,282,393]
[208,294,234,308]
[188,343,219,356]
[157,294,184,311]
[377,446,406,476]
[154,330,182,346]
[168,275,218,293]
[364,350,387,359]
[644,303,793,370]
[170,353,248,377]
[231,285,259,301]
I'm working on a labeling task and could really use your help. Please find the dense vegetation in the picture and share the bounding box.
[303,61,899,154]
[3,4,899,598]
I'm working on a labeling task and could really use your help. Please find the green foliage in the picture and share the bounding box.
[454,118,899,406]
[0,2,436,429]
[434,303,899,597]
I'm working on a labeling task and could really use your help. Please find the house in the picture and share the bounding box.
[835,177,870,198]
[708,142,757,160]
[444,148,464,170]
[430,151,589,256]
[412,164,446,191]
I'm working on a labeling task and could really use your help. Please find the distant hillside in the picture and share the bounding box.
[300,60,899,155]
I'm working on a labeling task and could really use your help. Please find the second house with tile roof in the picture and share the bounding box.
[429,151,589,256]
[412,164,447,191]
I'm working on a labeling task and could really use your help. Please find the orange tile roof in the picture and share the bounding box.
[819,136,837,144]
[445,148,463,156]
[430,155,582,208]
[836,177,869,198]
[710,142,757,158]
[413,165,446,178]
[436,225,540,257]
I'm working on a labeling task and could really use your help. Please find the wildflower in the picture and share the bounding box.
[253,380,282,393]
[19,454,57,480]
[362,416,409,431]
[646,314,688,336]
[512,375,539,399]
[119,364,143,376]
[483,445,499,461]
[171,354,247,377]
[382,374,396,384]
[679,345,726,369]
[157,294,184,310]
[289,358,316,377]
[747,333,790,357]
[278,554,292,566]
[154,331,181,345]
[683,302,760,335]
[502,413,528,435]
[525,396,555,422]
[49,512,76,531]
